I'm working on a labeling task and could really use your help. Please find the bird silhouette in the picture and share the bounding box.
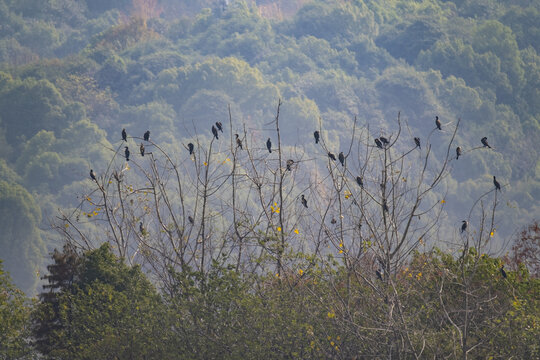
[493,176,501,191]
[140,143,145,157]
[356,176,364,188]
[414,137,421,149]
[286,159,294,171]
[376,269,383,281]
[266,138,272,153]
[314,131,320,144]
[124,147,130,161]
[301,194,308,208]
[143,130,150,142]
[481,137,491,148]
[379,137,389,146]
[90,169,96,181]
[212,126,219,140]
[456,146,462,160]
[338,152,345,166]
[382,200,389,212]
[328,152,336,161]
[188,216,194,224]
[235,134,243,149]
[215,122,223,133]
[139,222,145,235]
[374,138,383,149]
[461,220,468,233]
[122,128,127,142]
[435,116,441,130]
[500,265,507,278]
[188,143,194,155]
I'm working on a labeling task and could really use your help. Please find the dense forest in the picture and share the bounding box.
[0,0,539,358]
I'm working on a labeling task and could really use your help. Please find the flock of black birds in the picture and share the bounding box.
[88,116,507,280]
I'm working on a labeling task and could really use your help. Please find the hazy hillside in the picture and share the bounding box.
[0,0,538,293]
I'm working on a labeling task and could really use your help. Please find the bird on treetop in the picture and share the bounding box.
[215,121,223,133]
[328,152,336,161]
[124,147,130,161]
[266,138,272,153]
[379,136,389,146]
[414,137,421,149]
[356,176,364,188]
[90,169,96,181]
[374,138,383,149]
[456,146,462,160]
[461,220,468,233]
[286,159,294,171]
[143,130,150,142]
[212,126,219,140]
[493,176,501,191]
[500,265,507,278]
[188,143,194,155]
[301,194,308,208]
[435,116,442,130]
[188,216,194,224]
[481,137,492,148]
[314,130,320,144]
[338,152,345,166]
[140,143,145,157]
[235,134,243,149]
[122,128,127,142]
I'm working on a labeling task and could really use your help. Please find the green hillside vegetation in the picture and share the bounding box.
[0,0,539,357]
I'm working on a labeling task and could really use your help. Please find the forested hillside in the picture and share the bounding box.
[0,0,539,358]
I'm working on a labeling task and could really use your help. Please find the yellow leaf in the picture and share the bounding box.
[277,227,281,232]
[327,311,335,319]
[298,269,303,275]
[330,341,335,346]
[203,162,208,166]
[294,229,299,234]
[64,224,69,228]
[339,250,343,253]
[441,199,446,204]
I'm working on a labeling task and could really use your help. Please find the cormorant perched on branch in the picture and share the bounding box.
[140,143,145,157]
[500,265,507,278]
[461,220,468,233]
[124,147,130,161]
[493,176,501,191]
[122,128,127,142]
[90,169,96,181]
[215,122,223,133]
[379,137,389,146]
[356,176,364,188]
[212,125,219,140]
[374,138,383,149]
[481,137,491,148]
[188,216,194,225]
[301,194,308,208]
[314,131,320,144]
[235,134,242,149]
[188,143,194,155]
[286,159,294,171]
[338,152,345,166]
[143,130,150,142]
[382,200,389,212]
[376,269,383,281]
[456,146,462,160]
[435,116,441,130]
[266,138,272,153]
[414,137,421,149]
[328,152,336,161]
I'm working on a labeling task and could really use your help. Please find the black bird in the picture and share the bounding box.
[493,176,501,191]
[456,146,462,160]
[376,269,383,281]
[301,194,308,208]
[139,222,145,235]
[286,159,294,171]
[143,130,150,142]
[90,169,96,181]
[338,152,345,166]
[461,220,468,233]
[122,128,127,142]
[124,147,130,161]
[435,116,441,130]
[379,137,389,146]
[356,176,364,188]
[235,134,242,149]
[212,126,219,140]
[414,137,421,149]
[314,131,320,144]
[481,137,491,148]
[188,216,194,225]
[188,143,194,155]
[382,200,389,212]
[215,121,223,133]
[328,152,337,161]
[266,138,272,153]
[140,143,145,157]
[374,138,383,149]
[500,265,507,278]
[330,218,337,225]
